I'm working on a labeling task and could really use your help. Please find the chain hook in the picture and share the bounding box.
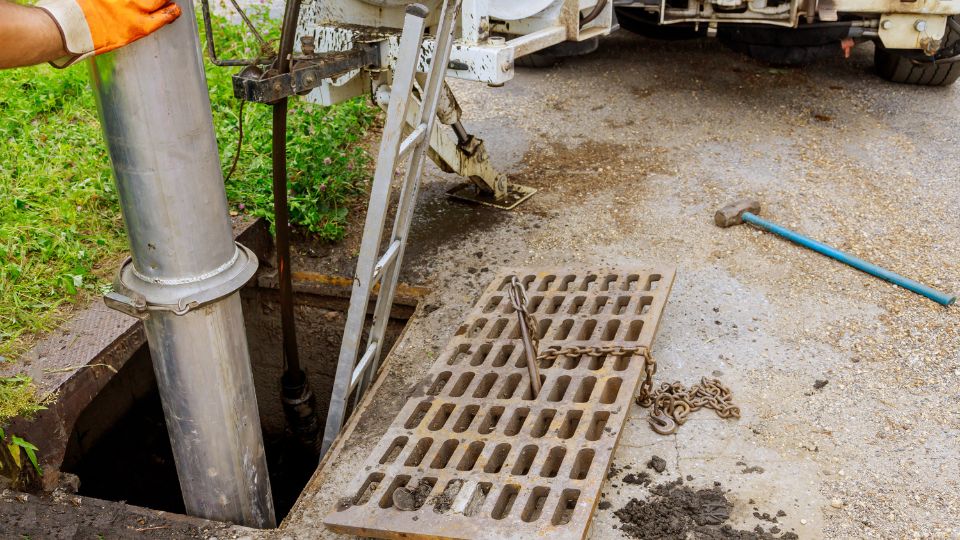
[648,411,678,435]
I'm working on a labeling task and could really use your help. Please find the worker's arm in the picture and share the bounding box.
[0,1,66,68]
[0,0,180,69]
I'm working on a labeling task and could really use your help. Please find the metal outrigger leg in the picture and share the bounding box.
[320,0,462,455]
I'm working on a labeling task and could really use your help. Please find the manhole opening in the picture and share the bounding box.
[59,282,413,524]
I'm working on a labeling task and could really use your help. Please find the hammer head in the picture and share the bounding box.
[715,199,761,228]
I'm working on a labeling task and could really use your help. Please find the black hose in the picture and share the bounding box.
[581,0,608,27]
[273,0,322,456]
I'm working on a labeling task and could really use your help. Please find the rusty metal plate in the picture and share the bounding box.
[446,183,537,210]
[324,267,675,540]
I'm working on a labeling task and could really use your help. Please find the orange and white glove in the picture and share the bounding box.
[37,0,181,68]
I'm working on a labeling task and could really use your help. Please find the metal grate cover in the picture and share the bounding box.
[325,268,675,539]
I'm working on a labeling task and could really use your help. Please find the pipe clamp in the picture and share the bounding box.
[104,242,259,319]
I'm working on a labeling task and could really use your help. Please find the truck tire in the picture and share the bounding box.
[615,7,703,40]
[515,37,600,68]
[874,17,960,86]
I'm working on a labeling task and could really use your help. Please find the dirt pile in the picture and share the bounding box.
[613,479,798,540]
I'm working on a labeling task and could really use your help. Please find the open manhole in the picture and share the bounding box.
[56,273,418,523]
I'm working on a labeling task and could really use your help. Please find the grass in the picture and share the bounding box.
[0,10,377,425]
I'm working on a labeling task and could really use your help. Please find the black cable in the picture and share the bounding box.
[224,99,245,184]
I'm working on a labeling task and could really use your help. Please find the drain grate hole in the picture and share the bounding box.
[448,372,475,397]
[547,375,571,402]
[379,436,408,465]
[645,274,661,291]
[491,344,514,367]
[577,319,597,340]
[470,343,492,366]
[522,275,536,289]
[484,443,512,473]
[353,472,384,506]
[560,352,579,370]
[522,375,546,400]
[599,378,622,404]
[428,403,456,431]
[530,409,557,438]
[587,354,606,370]
[558,275,576,291]
[567,296,586,314]
[433,479,464,513]
[557,410,583,439]
[600,275,618,291]
[410,478,437,510]
[427,372,451,395]
[457,441,485,471]
[404,401,432,429]
[463,482,492,517]
[472,373,498,398]
[487,318,509,338]
[613,354,630,371]
[378,474,411,509]
[622,274,641,291]
[585,411,610,441]
[404,438,433,467]
[430,440,459,469]
[570,449,595,480]
[521,486,550,523]
[626,320,643,341]
[483,295,503,313]
[554,319,574,340]
[552,489,581,525]
[498,373,521,399]
[528,296,544,313]
[453,404,480,433]
[446,344,471,365]
[540,447,566,478]
[579,274,597,291]
[466,318,488,338]
[573,377,597,403]
[638,296,653,315]
[504,408,530,436]
[491,484,520,520]
[590,296,609,314]
[478,406,504,434]
[544,296,564,315]
[537,318,552,339]
[511,445,539,476]
[601,320,621,340]
[538,275,556,291]
[613,296,630,315]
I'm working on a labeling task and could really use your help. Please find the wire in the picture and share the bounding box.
[224,100,245,184]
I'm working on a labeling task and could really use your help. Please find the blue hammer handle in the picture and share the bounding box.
[741,211,956,306]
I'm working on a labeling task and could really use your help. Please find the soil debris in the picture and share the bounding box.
[623,472,652,486]
[430,480,462,513]
[613,478,799,540]
[813,379,829,390]
[647,455,667,473]
[599,500,613,510]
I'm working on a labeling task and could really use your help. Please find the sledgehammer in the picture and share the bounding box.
[715,199,956,306]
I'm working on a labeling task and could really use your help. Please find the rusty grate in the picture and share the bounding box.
[324,268,675,539]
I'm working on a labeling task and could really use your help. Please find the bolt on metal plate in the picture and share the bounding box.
[325,267,675,540]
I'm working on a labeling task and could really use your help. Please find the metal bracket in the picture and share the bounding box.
[232,45,381,103]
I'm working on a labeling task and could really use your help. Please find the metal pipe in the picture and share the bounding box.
[742,212,956,307]
[89,0,276,527]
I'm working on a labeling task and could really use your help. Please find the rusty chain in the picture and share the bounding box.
[507,274,739,437]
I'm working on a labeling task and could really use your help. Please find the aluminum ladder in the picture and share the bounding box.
[321,0,462,455]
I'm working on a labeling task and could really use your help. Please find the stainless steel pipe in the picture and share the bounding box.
[89,0,275,528]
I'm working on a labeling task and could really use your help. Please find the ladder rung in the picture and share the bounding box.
[350,343,378,392]
[372,240,401,282]
[398,123,427,159]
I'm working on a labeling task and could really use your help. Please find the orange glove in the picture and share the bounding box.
[37,0,181,68]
